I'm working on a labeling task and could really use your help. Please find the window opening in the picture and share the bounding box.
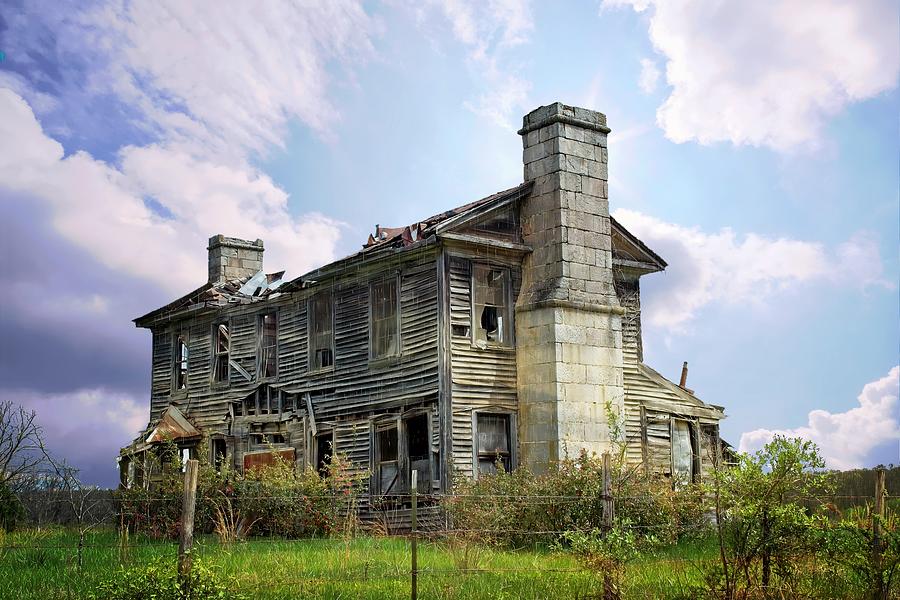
[212,439,227,471]
[258,313,277,379]
[174,334,189,390]
[406,414,431,493]
[213,322,230,383]
[473,265,512,346]
[476,413,511,474]
[309,292,334,370]
[370,277,399,359]
[316,432,333,477]
[376,426,399,495]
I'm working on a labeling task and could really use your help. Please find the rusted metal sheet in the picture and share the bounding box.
[243,448,295,472]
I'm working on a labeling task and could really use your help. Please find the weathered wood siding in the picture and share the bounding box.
[145,246,442,485]
[447,253,521,479]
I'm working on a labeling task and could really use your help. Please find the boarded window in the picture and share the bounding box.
[258,313,277,379]
[672,420,693,483]
[213,322,230,383]
[370,278,400,359]
[173,334,189,390]
[476,413,511,474]
[309,292,334,370]
[472,264,512,346]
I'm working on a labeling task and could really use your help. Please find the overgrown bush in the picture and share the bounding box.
[116,442,365,540]
[444,450,704,549]
[90,557,245,600]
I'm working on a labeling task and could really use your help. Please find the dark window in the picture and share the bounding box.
[316,432,333,477]
[258,313,277,379]
[370,278,400,359]
[212,438,227,471]
[472,264,512,346]
[476,413,511,475]
[406,414,431,493]
[309,292,334,370]
[213,322,230,383]
[174,334,189,390]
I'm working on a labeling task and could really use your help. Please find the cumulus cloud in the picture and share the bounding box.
[604,0,899,150]
[740,366,900,470]
[0,90,341,296]
[4,387,148,486]
[613,209,891,332]
[638,58,660,94]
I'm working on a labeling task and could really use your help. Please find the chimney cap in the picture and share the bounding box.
[518,102,610,136]
[207,234,264,251]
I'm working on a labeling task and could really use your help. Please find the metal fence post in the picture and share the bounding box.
[872,468,885,600]
[411,469,418,600]
[178,459,199,587]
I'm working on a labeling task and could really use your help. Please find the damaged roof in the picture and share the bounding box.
[136,180,667,323]
[134,270,286,328]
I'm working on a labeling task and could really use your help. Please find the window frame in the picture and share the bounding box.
[670,418,700,485]
[471,410,517,478]
[368,273,402,361]
[211,320,231,386]
[470,263,515,348]
[171,331,190,394]
[256,310,279,381]
[308,290,335,372]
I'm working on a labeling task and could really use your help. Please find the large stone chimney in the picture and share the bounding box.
[207,235,264,284]
[515,103,625,471]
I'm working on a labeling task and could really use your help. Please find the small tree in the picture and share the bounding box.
[0,400,52,494]
[705,436,832,599]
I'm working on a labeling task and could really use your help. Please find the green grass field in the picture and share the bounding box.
[0,528,721,599]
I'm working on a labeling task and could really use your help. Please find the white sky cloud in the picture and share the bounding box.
[605,0,899,150]
[638,58,660,94]
[613,209,890,332]
[0,88,341,297]
[740,366,900,470]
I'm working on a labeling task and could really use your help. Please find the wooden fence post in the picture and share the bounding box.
[602,452,614,533]
[411,469,418,600]
[872,468,885,600]
[178,459,199,587]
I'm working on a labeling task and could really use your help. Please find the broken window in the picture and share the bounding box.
[250,432,285,447]
[173,333,189,391]
[315,432,333,477]
[212,322,230,383]
[476,413,512,475]
[309,291,334,370]
[258,313,278,379]
[370,277,400,359]
[472,264,512,346]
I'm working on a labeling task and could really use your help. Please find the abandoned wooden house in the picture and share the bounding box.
[119,102,727,499]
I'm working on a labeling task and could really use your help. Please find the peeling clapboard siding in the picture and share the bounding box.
[447,254,520,479]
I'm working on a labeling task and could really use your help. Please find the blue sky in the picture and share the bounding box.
[0,0,897,485]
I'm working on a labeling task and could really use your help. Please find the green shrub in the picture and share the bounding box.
[90,558,245,600]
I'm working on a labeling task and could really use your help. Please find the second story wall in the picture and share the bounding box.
[145,245,442,430]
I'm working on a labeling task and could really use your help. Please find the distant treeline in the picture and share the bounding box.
[827,465,899,508]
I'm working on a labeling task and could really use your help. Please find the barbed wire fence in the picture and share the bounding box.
[3,463,898,599]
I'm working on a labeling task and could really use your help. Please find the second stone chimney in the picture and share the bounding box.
[207,235,264,284]
[515,103,625,472]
